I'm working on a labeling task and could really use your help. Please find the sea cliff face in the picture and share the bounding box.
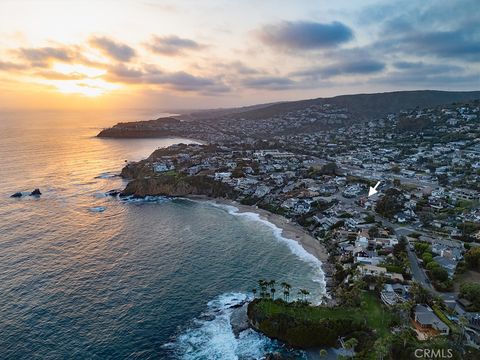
[120,172,237,199]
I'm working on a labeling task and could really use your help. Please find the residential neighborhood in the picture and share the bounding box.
[120,99,480,355]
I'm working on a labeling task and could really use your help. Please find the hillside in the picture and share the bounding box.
[208,90,480,121]
[98,90,480,141]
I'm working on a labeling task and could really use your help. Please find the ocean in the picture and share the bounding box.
[0,110,325,359]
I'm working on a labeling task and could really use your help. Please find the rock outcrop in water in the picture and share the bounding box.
[10,189,42,198]
[30,188,42,196]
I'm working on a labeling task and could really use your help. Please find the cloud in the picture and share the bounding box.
[147,35,202,55]
[392,61,462,74]
[105,64,229,93]
[17,46,75,67]
[241,76,295,90]
[33,70,86,80]
[213,61,261,75]
[0,60,27,71]
[360,1,480,63]
[257,20,353,50]
[90,36,136,61]
[107,64,146,82]
[397,30,480,62]
[291,58,385,79]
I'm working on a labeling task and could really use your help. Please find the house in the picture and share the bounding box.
[214,172,232,181]
[358,264,387,277]
[413,305,450,336]
[380,284,409,306]
[153,162,175,173]
[454,188,480,201]
[254,185,271,198]
[433,256,457,278]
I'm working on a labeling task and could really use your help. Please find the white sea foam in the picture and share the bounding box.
[89,206,106,213]
[120,195,172,204]
[199,200,326,295]
[95,172,118,179]
[173,292,305,360]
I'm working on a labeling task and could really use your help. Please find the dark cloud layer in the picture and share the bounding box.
[292,59,385,79]
[241,76,295,90]
[257,20,353,50]
[361,1,480,63]
[147,35,202,55]
[90,36,136,61]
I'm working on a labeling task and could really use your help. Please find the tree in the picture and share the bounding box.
[465,247,480,271]
[393,236,407,258]
[459,282,480,311]
[281,282,291,302]
[319,349,328,358]
[426,261,440,271]
[298,289,310,303]
[320,162,338,176]
[391,165,401,174]
[430,267,448,282]
[410,282,431,304]
[375,188,405,218]
[252,288,257,298]
[422,253,433,265]
[344,337,358,350]
[258,279,268,298]
[368,226,380,238]
[373,337,390,360]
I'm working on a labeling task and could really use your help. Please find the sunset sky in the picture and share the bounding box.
[0,0,478,111]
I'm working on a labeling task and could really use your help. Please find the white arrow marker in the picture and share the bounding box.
[368,181,381,197]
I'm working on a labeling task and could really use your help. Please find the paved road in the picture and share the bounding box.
[337,194,459,301]
[406,245,431,289]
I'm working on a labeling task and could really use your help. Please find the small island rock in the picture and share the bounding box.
[30,189,42,196]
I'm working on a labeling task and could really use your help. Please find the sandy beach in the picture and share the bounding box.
[185,195,332,276]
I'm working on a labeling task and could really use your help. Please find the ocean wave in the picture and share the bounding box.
[120,195,172,204]
[172,292,306,360]
[95,172,119,179]
[199,201,326,298]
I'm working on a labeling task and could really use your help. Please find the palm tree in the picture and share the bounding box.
[252,288,257,298]
[319,349,328,358]
[269,279,276,291]
[459,315,469,345]
[344,337,358,351]
[298,289,310,303]
[281,282,291,302]
[258,279,268,298]
[271,287,276,300]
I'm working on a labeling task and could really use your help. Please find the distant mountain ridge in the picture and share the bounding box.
[98,90,480,140]
[185,90,480,121]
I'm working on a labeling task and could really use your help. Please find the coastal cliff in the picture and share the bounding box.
[121,173,237,198]
[98,117,184,138]
[247,299,371,349]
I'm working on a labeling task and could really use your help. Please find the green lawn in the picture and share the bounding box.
[255,291,393,337]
